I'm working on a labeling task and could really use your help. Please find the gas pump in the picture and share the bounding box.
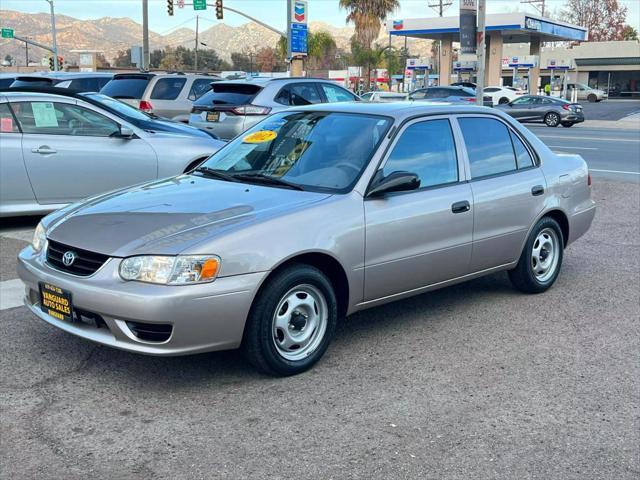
[508,55,539,94]
[546,59,573,98]
[406,58,433,91]
[453,60,477,83]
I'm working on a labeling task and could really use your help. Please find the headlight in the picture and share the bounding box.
[32,222,47,253]
[119,255,221,285]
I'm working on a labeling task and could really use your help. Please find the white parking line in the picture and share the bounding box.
[0,279,25,311]
[589,168,640,175]
[537,135,640,142]
[549,146,598,150]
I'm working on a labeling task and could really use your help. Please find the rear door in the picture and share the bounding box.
[318,83,359,103]
[12,99,157,205]
[505,96,536,120]
[364,116,473,301]
[147,76,188,119]
[455,115,546,271]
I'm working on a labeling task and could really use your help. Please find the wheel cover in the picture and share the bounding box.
[546,113,559,126]
[531,228,560,283]
[272,284,328,361]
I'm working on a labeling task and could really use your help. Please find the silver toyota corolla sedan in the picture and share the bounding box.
[1,89,225,217]
[17,103,596,376]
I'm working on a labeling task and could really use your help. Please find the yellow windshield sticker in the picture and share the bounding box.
[243,130,277,144]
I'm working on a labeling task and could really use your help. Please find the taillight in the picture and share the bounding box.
[139,100,153,112]
[562,104,571,111]
[231,105,271,115]
[588,172,592,186]
[462,97,476,102]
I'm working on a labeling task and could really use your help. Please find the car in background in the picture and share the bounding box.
[360,91,407,102]
[483,85,526,105]
[0,73,20,88]
[451,81,476,89]
[566,83,607,102]
[17,102,595,375]
[496,95,584,127]
[100,72,221,122]
[189,77,360,140]
[408,86,493,107]
[9,72,114,91]
[0,88,225,217]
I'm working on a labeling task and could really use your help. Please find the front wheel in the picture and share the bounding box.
[508,217,564,294]
[242,264,337,376]
[587,94,597,102]
[544,112,561,127]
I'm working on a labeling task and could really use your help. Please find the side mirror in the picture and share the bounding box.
[112,126,135,139]
[367,171,420,198]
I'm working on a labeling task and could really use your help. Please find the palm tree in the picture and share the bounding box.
[339,0,400,49]
[308,31,338,69]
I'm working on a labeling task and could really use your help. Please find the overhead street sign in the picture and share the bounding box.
[193,0,206,11]
[1,28,14,39]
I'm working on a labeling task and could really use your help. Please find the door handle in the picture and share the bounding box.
[31,146,57,155]
[531,185,545,196]
[451,200,470,214]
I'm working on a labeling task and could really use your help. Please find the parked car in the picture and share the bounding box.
[408,86,493,107]
[100,72,221,122]
[0,73,20,88]
[483,85,526,105]
[17,102,595,375]
[189,77,360,139]
[0,88,225,217]
[451,81,477,89]
[496,95,584,127]
[10,72,114,91]
[360,91,407,102]
[566,83,607,102]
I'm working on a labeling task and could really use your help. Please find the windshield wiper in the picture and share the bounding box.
[193,167,239,182]
[231,173,305,191]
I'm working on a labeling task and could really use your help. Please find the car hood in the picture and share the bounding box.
[138,118,218,139]
[46,175,331,257]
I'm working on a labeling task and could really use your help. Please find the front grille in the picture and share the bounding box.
[46,240,110,276]
[126,321,173,342]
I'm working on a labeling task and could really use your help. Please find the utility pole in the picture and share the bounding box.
[520,0,546,17]
[195,15,199,71]
[428,1,452,86]
[476,0,486,105]
[142,0,149,69]
[25,38,29,66]
[45,0,59,71]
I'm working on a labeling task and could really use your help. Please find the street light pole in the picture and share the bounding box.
[195,15,199,71]
[142,0,149,70]
[475,0,487,105]
[45,0,59,70]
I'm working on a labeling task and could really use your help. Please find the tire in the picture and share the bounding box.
[587,94,597,103]
[508,217,564,294]
[544,112,561,127]
[242,264,338,376]
[561,122,574,128]
[498,97,510,105]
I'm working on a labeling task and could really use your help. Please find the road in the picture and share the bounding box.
[528,124,640,182]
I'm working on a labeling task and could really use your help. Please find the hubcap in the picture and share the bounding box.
[531,228,560,282]
[272,284,328,361]
[546,114,558,126]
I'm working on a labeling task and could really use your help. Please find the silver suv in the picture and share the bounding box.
[100,73,221,122]
[188,77,359,140]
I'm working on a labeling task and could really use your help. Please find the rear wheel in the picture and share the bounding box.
[561,122,574,127]
[544,112,561,127]
[242,264,337,376]
[498,97,510,105]
[587,93,597,103]
[508,217,564,294]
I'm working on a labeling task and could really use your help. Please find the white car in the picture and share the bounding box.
[483,86,526,106]
[360,91,408,102]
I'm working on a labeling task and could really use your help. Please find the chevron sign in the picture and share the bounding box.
[292,0,307,24]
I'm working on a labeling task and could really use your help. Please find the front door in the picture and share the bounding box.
[364,117,473,301]
[456,116,547,271]
[12,100,157,205]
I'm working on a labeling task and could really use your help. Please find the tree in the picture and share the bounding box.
[231,52,253,71]
[308,30,338,69]
[339,0,399,49]
[621,25,638,41]
[159,46,181,71]
[95,53,110,68]
[256,47,277,72]
[560,0,628,41]
[113,49,132,67]
[4,54,14,65]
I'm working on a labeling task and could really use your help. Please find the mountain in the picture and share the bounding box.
[0,10,432,67]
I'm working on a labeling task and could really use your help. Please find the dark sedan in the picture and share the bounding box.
[496,95,584,127]
[408,86,493,107]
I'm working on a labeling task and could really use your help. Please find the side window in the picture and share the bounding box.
[409,90,427,100]
[510,130,535,169]
[276,83,322,106]
[511,96,533,105]
[188,79,214,101]
[459,117,517,178]
[320,83,356,103]
[150,78,187,100]
[382,119,458,189]
[484,87,499,93]
[0,104,19,133]
[12,101,119,137]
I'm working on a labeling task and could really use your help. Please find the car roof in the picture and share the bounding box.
[214,77,335,86]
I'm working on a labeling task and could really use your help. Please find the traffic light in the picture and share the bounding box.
[167,0,174,16]
[215,0,223,20]
[58,56,64,69]
[48,56,54,71]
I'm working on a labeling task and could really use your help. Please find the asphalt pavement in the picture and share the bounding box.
[1,181,639,479]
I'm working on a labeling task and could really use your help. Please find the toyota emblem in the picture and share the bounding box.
[62,251,77,266]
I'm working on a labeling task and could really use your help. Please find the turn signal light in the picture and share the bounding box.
[139,100,154,112]
[231,105,271,115]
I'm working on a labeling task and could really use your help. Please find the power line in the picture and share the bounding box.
[428,0,452,17]
[520,0,546,17]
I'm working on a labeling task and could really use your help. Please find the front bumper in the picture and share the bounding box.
[17,245,267,356]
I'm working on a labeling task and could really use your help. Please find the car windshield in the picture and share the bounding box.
[199,111,392,193]
[84,93,151,120]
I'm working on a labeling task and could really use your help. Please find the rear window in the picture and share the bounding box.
[195,83,262,106]
[67,77,111,92]
[0,78,15,88]
[457,88,475,97]
[11,77,55,88]
[100,76,152,99]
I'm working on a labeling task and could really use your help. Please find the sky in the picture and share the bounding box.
[2,0,639,35]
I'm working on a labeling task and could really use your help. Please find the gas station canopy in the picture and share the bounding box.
[387,12,587,43]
